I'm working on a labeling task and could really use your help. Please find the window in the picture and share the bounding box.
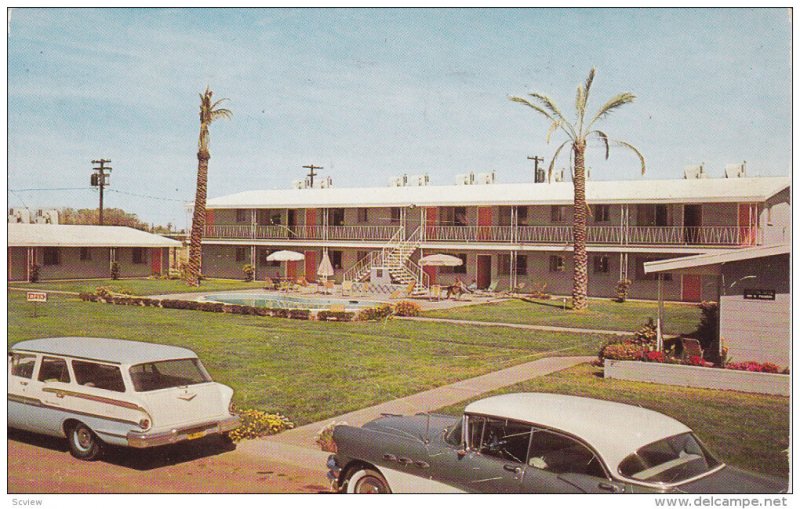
[498,254,511,276]
[637,204,669,226]
[454,207,468,226]
[236,209,248,223]
[618,432,720,484]
[440,253,467,274]
[72,361,125,392]
[235,247,246,262]
[390,208,401,225]
[467,415,532,464]
[330,251,343,270]
[43,247,60,266]
[80,247,92,261]
[636,257,673,281]
[593,255,609,274]
[518,207,529,226]
[38,356,70,383]
[331,208,345,227]
[516,255,528,276]
[357,208,369,223]
[500,207,528,226]
[594,205,611,222]
[549,255,565,272]
[527,429,606,478]
[129,359,212,392]
[551,206,570,223]
[132,248,147,264]
[499,207,512,225]
[10,353,36,379]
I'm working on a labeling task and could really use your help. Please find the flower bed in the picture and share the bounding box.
[604,360,790,396]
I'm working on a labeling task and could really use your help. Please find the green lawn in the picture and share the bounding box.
[423,298,702,335]
[8,292,610,425]
[8,278,266,296]
[435,363,789,478]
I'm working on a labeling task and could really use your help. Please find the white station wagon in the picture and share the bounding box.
[8,337,240,460]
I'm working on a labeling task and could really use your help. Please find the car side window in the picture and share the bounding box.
[10,353,37,379]
[473,417,532,464]
[527,429,606,478]
[72,360,126,392]
[38,356,71,383]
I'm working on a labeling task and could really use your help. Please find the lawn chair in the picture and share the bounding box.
[680,338,714,367]
[477,280,499,295]
[264,276,278,290]
[512,281,527,295]
[323,280,335,295]
[429,284,442,301]
[341,280,354,296]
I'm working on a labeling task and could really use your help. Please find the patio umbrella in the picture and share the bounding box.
[418,253,463,267]
[266,250,305,262]
[317,251,335,282]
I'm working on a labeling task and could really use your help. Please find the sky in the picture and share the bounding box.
[7,7,793,229]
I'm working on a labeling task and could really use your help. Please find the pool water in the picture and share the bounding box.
[200,293,380,310]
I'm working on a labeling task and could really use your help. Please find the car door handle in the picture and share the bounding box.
[19,381,28,386]
[396,457,413,465]
[503,464,522,474]
[598,482,622,493]
[383,454,397,462]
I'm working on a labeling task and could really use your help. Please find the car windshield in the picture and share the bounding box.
[129,358,212,392]
[618,432,721,484]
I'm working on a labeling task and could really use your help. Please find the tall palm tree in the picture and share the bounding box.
[186,87,232,287]
[510,68,645,310]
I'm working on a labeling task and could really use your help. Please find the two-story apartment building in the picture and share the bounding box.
[200,175,790,302]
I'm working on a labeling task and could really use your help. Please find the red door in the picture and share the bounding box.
[478,207,492,240]
[287,260,298,280]
[426,207,438,240]
[477,255,492,289]
[304,251,317,282]
[150,248,162,275]
[738,203,756,246]
[682,274,702,302]
[306,209,317,239]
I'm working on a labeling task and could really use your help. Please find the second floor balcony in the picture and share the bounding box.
[205,223,757,247]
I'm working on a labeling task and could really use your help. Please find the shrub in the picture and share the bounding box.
[686,355,705,367]
[289,309,310,320]
[632,318,658,346]
[243,264,255,282]
[314,421,346,453]
[29,264,40,283]
[614,278,631,302]
[726,361,783,374]
[695,301,719,351]
[227,407,295,443]
[110,262,120,280]
[393,301,421,317]
[643,350,666,363]
[317,310,355,322]
[356,304,394,322]
[599,342,643,361]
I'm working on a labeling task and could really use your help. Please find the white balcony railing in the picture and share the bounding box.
[205,224,754,247]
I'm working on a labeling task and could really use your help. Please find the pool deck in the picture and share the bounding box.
[147,287,506,312]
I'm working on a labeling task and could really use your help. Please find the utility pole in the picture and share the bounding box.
[91,159,112,225]
[528,155,544,183]
[302,164,323,188]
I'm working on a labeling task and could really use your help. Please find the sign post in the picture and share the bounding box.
[26,291,47,318]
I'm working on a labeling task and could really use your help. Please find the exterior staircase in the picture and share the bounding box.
[342,226,428,294]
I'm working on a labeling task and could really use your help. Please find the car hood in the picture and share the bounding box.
[675,466,787,494]
[362,413,459,443]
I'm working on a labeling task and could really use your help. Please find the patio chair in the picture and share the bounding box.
[429,284,442,301]
[477,280,499,295]
[264,276,278,290]
[341,280,354,296]
[324,280,335,295]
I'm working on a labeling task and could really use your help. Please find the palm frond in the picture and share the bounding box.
[588,92,636,128]
[211,98,230,110]
[547,140,572,182]
[575,85,586,123]
[529,93,574,134]
[546,120,562,144]
[615,140,647,175]
[589,130,610,160]
[509,96,557,122]
[211,108,233,121]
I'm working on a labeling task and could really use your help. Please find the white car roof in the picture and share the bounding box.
[11,337,198,365]
[465,393,691,473]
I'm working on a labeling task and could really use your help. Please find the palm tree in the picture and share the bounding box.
[186,87,232,287]
[510,68,645,310]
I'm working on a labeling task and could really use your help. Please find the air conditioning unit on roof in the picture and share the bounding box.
[683,164,706,179]
[292,179,307,189]
[389,175,408,187]
[475,171,495,185]
[318,176,333,188]
[724,162,747,178]
[407,174,429,186]
[455,172,475,185]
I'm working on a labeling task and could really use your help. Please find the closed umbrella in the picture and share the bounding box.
[418,253,463,267]
[317,251,334,282]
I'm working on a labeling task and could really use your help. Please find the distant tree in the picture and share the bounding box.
[510,68,645,310]
[186,87,232,287]
[59,208,149,230]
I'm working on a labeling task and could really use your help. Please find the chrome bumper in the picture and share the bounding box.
[126,415,240,448]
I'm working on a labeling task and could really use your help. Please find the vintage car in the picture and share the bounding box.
[8,337,240,460]
[327,393,786,493]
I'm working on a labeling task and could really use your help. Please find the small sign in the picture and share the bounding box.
[743,289,776,301]
[26,292,48,303]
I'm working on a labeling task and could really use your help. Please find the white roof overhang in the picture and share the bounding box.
[8,224,182,248]
[644,244,790,275]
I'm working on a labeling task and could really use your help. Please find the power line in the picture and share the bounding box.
[107,189,188,202]
[9,187,89,192]
[8,187,187,203]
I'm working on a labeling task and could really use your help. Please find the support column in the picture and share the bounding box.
[656,273,664,351]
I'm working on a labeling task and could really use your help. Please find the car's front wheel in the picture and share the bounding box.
[67,422,103,460]
[346,468,391,494]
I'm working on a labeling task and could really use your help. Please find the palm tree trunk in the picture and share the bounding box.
[572,142,589,310]
[186,148,209,287]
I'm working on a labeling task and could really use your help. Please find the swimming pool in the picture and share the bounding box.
[200,293,382,311]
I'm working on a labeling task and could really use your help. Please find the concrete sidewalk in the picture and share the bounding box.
[397,316,633,336]
[238,355,594,466]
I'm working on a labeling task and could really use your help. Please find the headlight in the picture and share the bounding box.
[138,418,151,430]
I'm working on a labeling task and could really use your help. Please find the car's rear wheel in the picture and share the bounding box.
[67,422,102,460]
[346,468,391,494]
